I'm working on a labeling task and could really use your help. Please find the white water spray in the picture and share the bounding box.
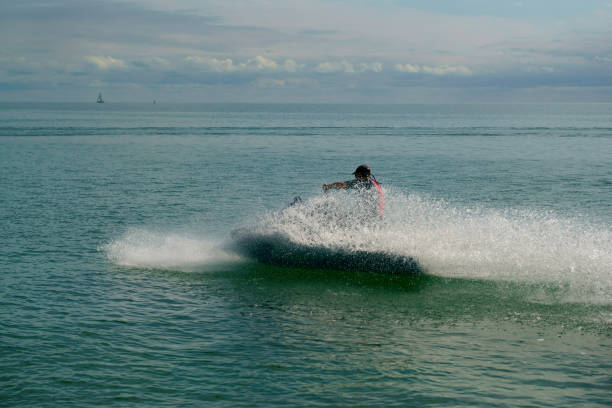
[382,191,611,302]
[238,190,612,303]
[104,190,611,303]
[103,228,240,272]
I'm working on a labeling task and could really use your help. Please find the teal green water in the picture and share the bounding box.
[1,103,611,406]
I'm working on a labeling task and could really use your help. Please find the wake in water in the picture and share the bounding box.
[103,189,611,303]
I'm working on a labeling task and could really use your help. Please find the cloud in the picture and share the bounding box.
[86,56,128,70]
[422,65,473,75]
[395,63,421,73]
[315,60,355,73]
[185,56,302,73]
[247,56,278,71]
[359,62,383,72]
[594,56,612,63]
[147,57,171,67]
[314,60,383,73]
[1,0,611,102]
[281,59,300,73]
[395,63,472,75]
[186,56,238,72]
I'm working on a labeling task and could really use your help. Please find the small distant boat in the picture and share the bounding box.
[97,93,104,103]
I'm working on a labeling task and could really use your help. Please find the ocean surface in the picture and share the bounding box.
[1,102,611,407]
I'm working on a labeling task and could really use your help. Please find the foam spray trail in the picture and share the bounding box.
[381,191,611,299]
[103,228,241,272]
[234,190,612,304]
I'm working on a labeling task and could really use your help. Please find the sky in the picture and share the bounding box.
[0,0,611,103]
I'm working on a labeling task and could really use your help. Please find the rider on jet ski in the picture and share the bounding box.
[323,164,384,220]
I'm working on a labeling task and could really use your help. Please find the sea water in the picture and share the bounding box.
[1,103,611,406]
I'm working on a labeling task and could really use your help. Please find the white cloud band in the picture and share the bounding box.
[395,63,472,75]
[86,56,127,70]
[186,56,302,73]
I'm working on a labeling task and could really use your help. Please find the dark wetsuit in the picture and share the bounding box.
[345,178,374,191]
[344,178,379,222]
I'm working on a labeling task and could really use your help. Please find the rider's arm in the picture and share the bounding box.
[322,181,348,192]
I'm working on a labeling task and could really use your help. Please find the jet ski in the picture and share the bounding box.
[230,195,422,275]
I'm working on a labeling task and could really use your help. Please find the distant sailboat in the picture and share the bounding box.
[97,93,104,103]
